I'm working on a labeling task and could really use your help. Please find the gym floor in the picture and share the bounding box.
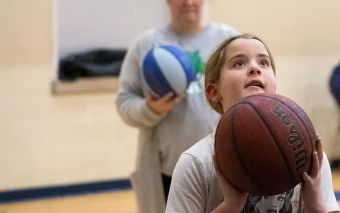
[1,170,340,213]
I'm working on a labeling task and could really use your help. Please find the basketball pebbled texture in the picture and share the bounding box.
[214,93,316,196]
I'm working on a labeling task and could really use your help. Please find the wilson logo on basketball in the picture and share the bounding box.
[271,104,307,171]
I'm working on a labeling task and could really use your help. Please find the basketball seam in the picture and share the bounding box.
[215,106,247,193]
[152,52,175,95]
[154,48,187,94]
[250,94,315,174]
[250,94,314,151]
[161,45,195,88]
[175,52,195,88]
[231,103,274,195]
[143,50,175,96]
[240,102,294,194]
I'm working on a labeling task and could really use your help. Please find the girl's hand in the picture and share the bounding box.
[301,134,327,213]
[212,155,248,213]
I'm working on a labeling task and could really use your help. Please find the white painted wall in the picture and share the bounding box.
[1,0,340,191]
[57,0,169,57]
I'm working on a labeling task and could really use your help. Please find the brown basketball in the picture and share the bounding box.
[214,93,316,196]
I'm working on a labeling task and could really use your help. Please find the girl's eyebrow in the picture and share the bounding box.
[227,54,246,63]
[258,53,270,59]
[228,53,270,63]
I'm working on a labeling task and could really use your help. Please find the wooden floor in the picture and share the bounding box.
[0,190,137,213]
[2,171,340,213]
[333,170,340,189]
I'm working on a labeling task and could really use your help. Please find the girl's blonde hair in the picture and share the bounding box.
[205,33,276,114]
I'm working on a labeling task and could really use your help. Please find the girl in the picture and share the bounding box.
[165,34,340,213]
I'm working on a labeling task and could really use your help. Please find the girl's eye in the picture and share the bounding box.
[234,60,245,67]
[260,59,270,66]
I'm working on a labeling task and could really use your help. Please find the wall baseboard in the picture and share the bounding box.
[51,77,119,95]
[0,178,131,204]
[335,191,340,201]
[1,180,339,204]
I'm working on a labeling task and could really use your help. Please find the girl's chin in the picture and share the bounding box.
[243,89,266,98]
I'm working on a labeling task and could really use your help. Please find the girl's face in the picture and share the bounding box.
[207,38,276,112]
[167,0,204,24]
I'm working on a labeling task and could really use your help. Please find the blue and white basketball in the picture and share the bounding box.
[142,45,196,97]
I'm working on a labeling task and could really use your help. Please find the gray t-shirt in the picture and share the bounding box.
[116,22,238,176]
[165,133,340,213]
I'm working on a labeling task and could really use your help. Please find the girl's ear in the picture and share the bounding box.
[206,83,222,103]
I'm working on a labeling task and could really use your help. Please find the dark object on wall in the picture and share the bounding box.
[329,62,340,106]
[59,49,127,81]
